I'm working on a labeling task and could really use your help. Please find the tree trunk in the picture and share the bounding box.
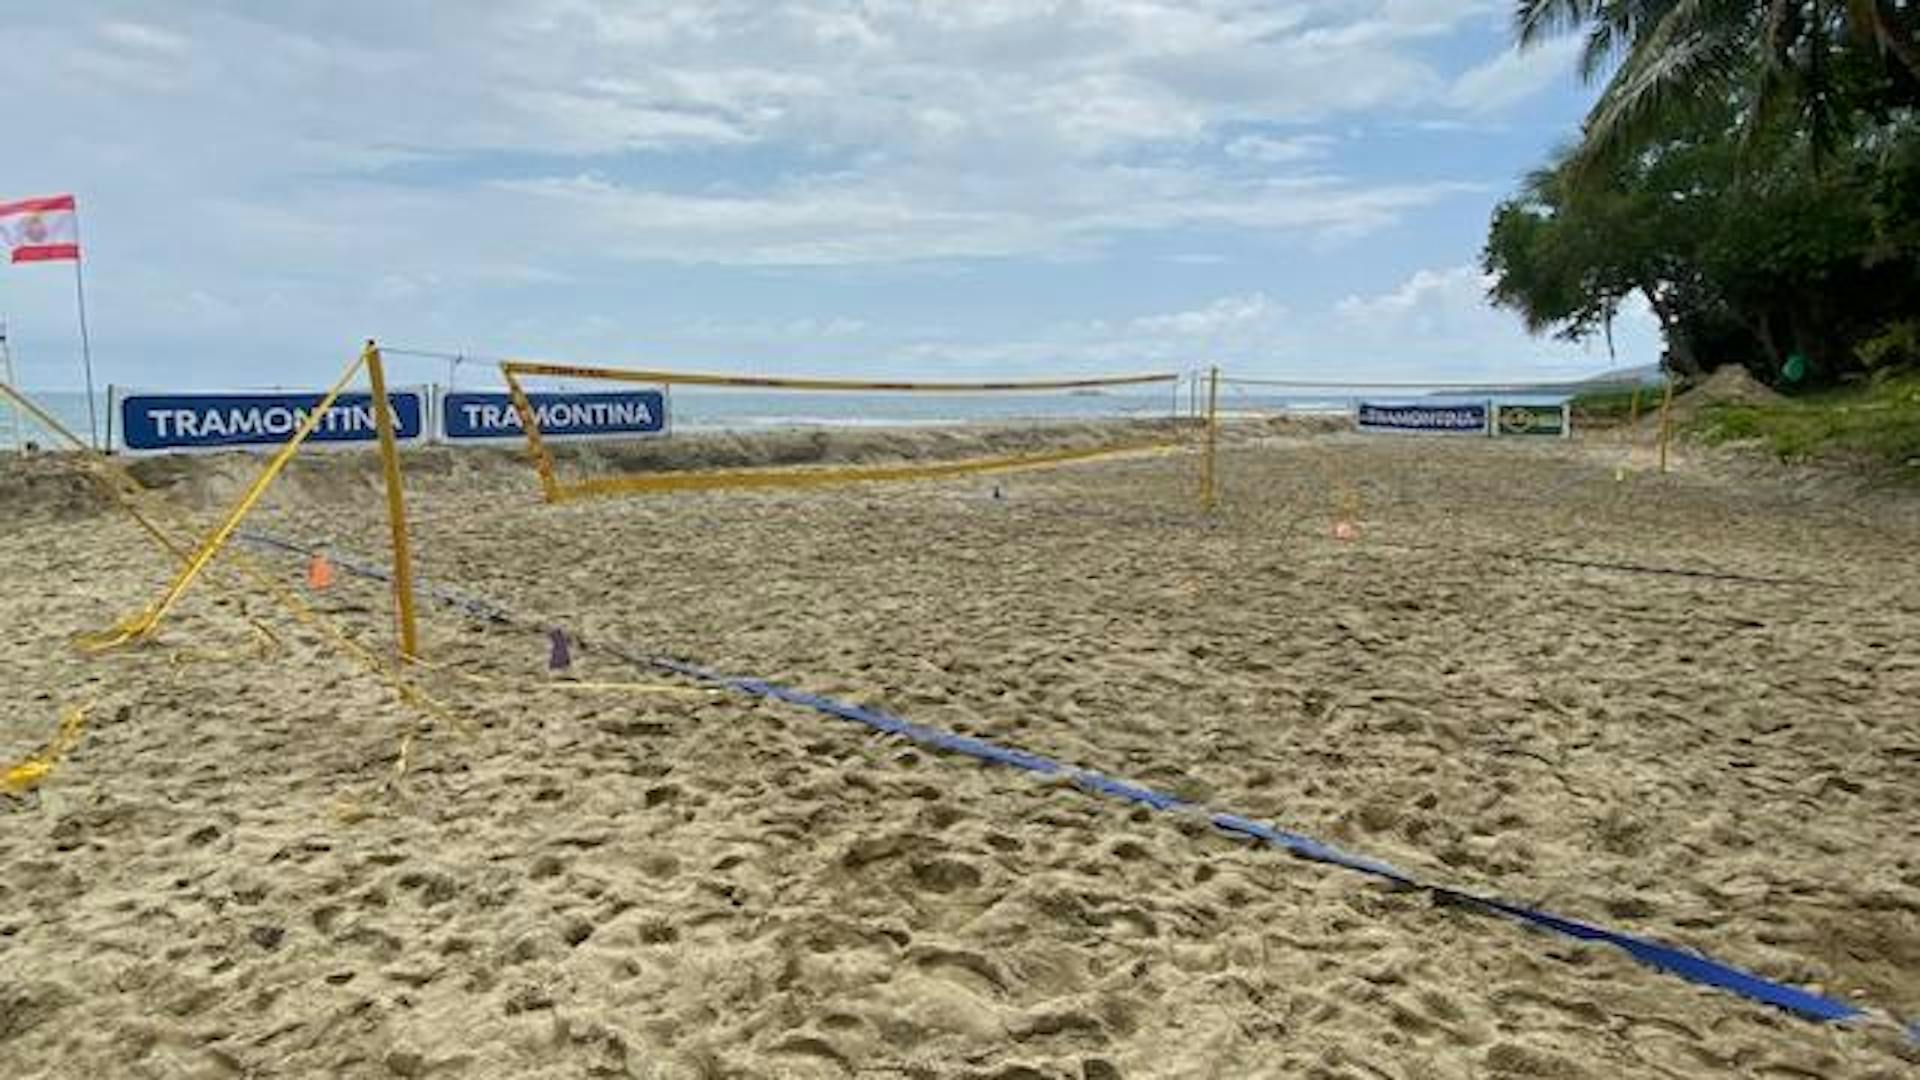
[1752,309,1787,375]
[1642,286,1704,378]
[1850,1,1920,84]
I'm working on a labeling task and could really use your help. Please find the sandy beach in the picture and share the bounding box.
[2,424,1917,1078]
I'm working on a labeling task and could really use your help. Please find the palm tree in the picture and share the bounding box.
[1516,0,1920,171]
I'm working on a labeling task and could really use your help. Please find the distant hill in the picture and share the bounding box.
[1571,362,1664,388]
[1426,362,1664,397]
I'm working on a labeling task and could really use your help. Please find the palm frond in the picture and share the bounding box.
[1517,0,1593,47]
[1573,31,1745,176]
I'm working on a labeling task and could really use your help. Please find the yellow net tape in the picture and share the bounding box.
[2,705,89,795]
[552,440,1184,502]
[75,351,369,652]
[495,358,1187,504]
[498,358,1178,393]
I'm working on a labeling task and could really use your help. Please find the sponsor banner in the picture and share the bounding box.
[1354,400,1490,435]
[440,388,668,443]
[115,387,429,455]
[1494,402,1571,438]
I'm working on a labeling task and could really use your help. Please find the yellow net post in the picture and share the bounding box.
[1630,386,1643,426]
[364,341,421,660]
[1657,375,1677,475]
[1201,365,1220,511]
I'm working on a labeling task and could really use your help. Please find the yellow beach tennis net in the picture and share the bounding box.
[488,358,1191,504]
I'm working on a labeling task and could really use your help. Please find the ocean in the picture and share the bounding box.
[0,389,100,450]
[0,384,1364,451]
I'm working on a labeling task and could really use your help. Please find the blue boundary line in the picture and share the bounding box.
[637,656,1907,1038]
[235,530,1917,1044]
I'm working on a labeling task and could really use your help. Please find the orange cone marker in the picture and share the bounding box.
[307,554,335,590]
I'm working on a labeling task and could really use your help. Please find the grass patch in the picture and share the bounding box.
[1690,375,1920,474]
[1570,385,1664,425]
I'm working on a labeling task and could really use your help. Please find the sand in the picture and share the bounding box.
[2,425,1917,1079]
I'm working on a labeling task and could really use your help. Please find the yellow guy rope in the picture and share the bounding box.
[0,375,468,777]
[2,705,90,794]
[77,350,367,651]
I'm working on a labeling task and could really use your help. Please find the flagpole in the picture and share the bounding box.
[1,320,20,454]
[69,211,99,449]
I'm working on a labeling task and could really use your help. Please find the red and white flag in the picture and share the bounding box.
[0,195,81,263]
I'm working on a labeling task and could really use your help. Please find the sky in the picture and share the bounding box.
[0,0,1663,391]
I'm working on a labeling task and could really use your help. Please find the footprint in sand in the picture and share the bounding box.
[910,857,983,894]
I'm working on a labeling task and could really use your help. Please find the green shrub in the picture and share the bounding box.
[1690,376,1920,475]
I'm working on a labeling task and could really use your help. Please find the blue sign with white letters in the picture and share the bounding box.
[441,389,667,443]
[1354,401,1491,435]
[117,388,428,454]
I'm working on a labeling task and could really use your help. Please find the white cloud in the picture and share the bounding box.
[0,2,1584,386]
[883,292,1295,372]
[1336,264,1494,323]
[1130,294,1287,338]
[1225,134,1336,164]
[0,2,1503,273]
[98,21,191,55]
[885,269,1657,382]
[1446,36,1583,112]
[474,168,1474,265]
[1330,263,1658,376]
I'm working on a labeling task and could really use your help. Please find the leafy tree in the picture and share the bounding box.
[1487,2,1920,385]
[1485,91,1920,383]
[1515,0,1920,173]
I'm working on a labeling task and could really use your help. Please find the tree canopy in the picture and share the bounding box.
[1486,1,1920,386]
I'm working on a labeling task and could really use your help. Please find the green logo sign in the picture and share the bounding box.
[1495,404,1567,437]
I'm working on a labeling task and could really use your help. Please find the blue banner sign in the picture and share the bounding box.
[1355,401,1490,435]
[117,388,428,454]
[441,389,667,443]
